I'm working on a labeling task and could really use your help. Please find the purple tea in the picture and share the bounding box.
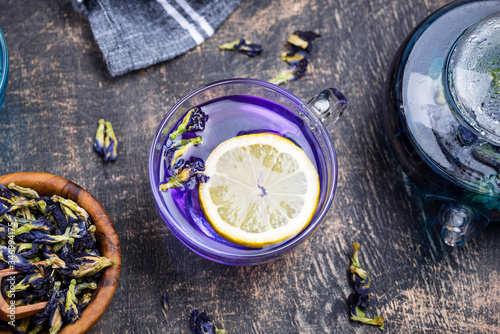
[156,94,326,247]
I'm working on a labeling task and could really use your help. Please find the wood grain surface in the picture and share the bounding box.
[0,0,499,333]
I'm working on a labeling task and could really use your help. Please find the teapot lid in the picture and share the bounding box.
[446,12,500,145]
[399,4,500,197]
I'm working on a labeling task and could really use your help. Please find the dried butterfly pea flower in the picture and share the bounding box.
[219,38,263,57]
[164,136,203,170]
[12,317,30,333]
[7,183,40,199]
[14,243,34,254]
[0,246,35,272]
[0,224,8,239]
[74,281,97,295]
[78,292,93,310]
[15,216,53,236]
[68,220,89,240]
[349,305,384,330]
[48,294,65,334]
[93,119,118,162]
[55,244,78,269]
[161,292,168,310]
[9,199,38,212]
[63,279,79,324]
[33,281,61,325]
[169,107,207,140]
[52,195,89,222]
[270,31,320,86]
[93,119,106,156]
[13,285,51,307]
[0,184,13,216]
[72,232,97,254]
[43,246,68,269]
[350,271,370,308]
[21,228,75,254]
[58,255,116,278]
[13,269,46,292]
[269,59,308,86]
[189,310,226,334]
[351,242,361,268]
[347,242,384,330]
[36,200,47,216]
[159,157,209,192]
[3,213,20,230]
[46,204,71,235]
[18,242,41,259]
[103,121,118,162]
[281,50,308,64]
[287,31,321,52]
[0,185,116,333]
[29,323,44,334]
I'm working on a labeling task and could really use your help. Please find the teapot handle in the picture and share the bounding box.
[307,88,347,130]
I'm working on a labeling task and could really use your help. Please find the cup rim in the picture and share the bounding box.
[148,78,338,265]
[0,27,8,94]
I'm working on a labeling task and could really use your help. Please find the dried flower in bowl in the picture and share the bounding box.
[0,172,121,334]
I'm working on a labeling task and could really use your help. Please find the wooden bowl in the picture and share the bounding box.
[0,172,121,333]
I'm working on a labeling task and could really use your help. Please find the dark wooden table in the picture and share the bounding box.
[1,0,499,333]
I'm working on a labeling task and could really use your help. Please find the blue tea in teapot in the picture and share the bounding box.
[385,0,500,246]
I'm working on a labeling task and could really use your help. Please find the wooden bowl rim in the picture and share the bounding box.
[0,172,121,334]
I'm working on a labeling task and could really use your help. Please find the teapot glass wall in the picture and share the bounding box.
[385,0,500,246]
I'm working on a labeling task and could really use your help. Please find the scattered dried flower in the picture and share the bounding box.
[103,121,118,162]
[269,59,308,86]
[347,242,385,330]
[287,31,321,52]
[161,292,168,310]
[93,119,106,157]
[190,310,226,334]
[270,31,321,85]
[93,119,118,162]
[219,38,263,57]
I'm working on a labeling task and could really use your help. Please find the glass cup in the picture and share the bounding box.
[148,78,347,265]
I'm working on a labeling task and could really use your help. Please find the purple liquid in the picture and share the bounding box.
[157,95,325,248]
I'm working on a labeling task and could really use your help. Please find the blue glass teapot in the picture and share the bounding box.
[385,0,500,246]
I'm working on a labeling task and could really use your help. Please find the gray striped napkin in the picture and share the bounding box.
[71,0,240,76]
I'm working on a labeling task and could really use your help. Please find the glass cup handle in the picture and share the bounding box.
[307,88,347,130]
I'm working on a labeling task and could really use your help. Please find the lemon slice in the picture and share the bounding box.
[199,133,320,248]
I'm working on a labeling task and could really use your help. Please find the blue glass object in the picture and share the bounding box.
[0,27,7,111]
[386,0,500,246]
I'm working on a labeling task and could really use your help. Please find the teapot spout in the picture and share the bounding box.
[426,196,489,246]
[307,88,347,130]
